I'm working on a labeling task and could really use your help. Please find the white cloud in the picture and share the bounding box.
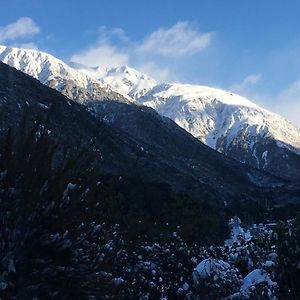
[253,79,300,128]
[71,22,214,82]
[138,21,214,57]
[97,26,130,44]
[137,62,172,83]
[15,42,39,50]
[70,25,130,69]
[0,17,40,43]
[242,74,262,85]
[70,43,129,69]
[274,80,300,127]
[276,100,300,127]
[230,74,262,93]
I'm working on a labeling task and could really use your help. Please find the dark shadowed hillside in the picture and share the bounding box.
[0,61,299,208]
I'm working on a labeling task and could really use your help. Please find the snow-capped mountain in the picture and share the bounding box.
[70,63,157,99]
[0,45,128,103]
[0,45,91,89]
[138,83,300,153]
[2,60,285,195]
[1,45,300,181]
[68,57,300,172]
[137,83,300,180]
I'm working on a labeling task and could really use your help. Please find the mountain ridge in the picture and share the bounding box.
[1,45,300,181]
[1,60,289,198]
[0,45,129,104]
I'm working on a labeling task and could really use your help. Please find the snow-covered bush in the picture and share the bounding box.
[239,269,278,299]
[192,258,242,299]
[271,219,300,299]
[0,121,299,299]
[117,231,202,299]
[0,124,120,299]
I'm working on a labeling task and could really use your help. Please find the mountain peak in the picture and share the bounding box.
[100,65,157,99]
[137,81,300,180]
[0,45,129,103]
[0,45,92,87]
[1,44,300,181]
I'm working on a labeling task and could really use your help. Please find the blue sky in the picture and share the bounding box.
[1,0,300,126]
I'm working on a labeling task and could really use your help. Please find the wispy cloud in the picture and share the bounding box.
[17,42,39,50]
[70,21,214,82]
[137,21,214,57]
[0,17,40,43]
[235,76,300,128]
[273,80,300,127]
[97,26,131,44]
[71,44,129,69]
[137,62,171,82]
[230,74,262,94]
[70,26,131,69]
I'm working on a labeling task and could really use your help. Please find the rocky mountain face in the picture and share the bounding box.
[1,45,300,182]
[70,63,157,99]
[1,61,296,206]
[137,84,300,182]
[73,60,300,182]
[0,45,128,104]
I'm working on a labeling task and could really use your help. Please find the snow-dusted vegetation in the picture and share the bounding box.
[0,122,299,299]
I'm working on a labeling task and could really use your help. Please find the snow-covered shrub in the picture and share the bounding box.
[192,258,242,299]
[0,119,299,299]
[117,231,202,299]
[271,219,300,299]
[239,269,278,299]
[0,123,120,299]
[227,245,254,276]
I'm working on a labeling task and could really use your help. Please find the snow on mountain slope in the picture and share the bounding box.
[70,63,157,99]
[138,83,300,159]
[0,45,95,89]
[1,45,300,180]
[0,45,128,103]
[69,61,300,162]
